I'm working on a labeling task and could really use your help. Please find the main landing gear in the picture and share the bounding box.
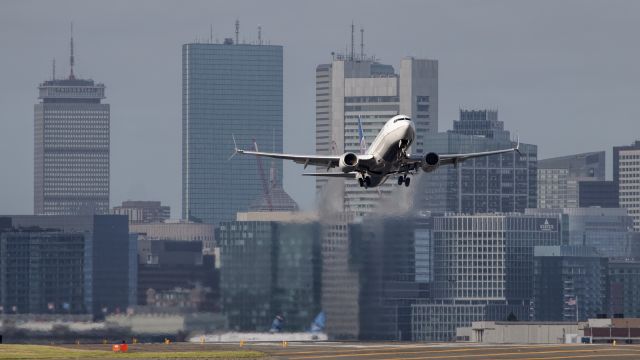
[358,176,372,188]
[398,175,411,187]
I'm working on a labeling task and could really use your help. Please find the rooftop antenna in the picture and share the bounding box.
[350,22,355,60]
[235,19,239,45]
[210,24,213,43]
[258,25,262,45]
[69,22,75,80]
[52,58,56,80]
[360,27,364,60]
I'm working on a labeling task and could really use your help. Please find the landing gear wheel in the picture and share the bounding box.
[398,176,404,185]
[404,177,411,187]
[365,176,372,188]
[358,178,365,188]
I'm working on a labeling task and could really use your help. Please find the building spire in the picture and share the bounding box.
[69,22,75,80]
[52,58,56,80]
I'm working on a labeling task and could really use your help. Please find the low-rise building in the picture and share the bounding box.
[136,238,218,312]
[460,321,581,343]
[130,221,215,254]
[112,201,170,224]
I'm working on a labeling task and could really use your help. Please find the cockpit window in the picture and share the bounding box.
[394,117,409,123]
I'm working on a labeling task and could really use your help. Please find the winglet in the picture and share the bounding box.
[228,134,240,161]
[514,135,521,155]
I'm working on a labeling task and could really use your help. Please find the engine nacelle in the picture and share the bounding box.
[339,152,360,172]
[421,152,440,172]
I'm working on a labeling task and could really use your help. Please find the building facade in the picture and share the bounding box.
[418,110,537,214]
[0,230,85,314]
[218,219,321,332]
[353,214,432,340]
[112,201,170,224]
[609,259,640,318]
[578,181,619,208]
[533,246,609,322]
[7,215,131,317]
[34,75,109,215]
[320,213,361,339]
[412,213,561,341]
[526,208,635,258]
[130,221,215,255]
[537,151,605,209]
[614,141,640,231]
[182,41,283,225]
[315,56,438,216]
[137,238,218,311]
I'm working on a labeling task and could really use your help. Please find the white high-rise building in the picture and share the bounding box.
[615,141,640,231]
[34,32,110,215]
[315,55,438,216]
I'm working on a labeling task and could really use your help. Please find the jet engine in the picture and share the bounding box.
[339,152,359,172]
[421,152,440,172]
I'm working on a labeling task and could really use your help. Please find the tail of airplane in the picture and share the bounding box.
[358,116,367,154]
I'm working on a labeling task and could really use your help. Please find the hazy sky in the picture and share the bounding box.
[1,0,639,216]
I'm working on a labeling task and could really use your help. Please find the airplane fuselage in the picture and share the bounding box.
[358,115,416,186]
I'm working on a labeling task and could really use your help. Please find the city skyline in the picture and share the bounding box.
[2,0,640,216]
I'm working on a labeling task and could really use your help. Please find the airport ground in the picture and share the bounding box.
[4,341,640,359]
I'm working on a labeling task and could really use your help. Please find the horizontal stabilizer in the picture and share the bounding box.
[302,172,357,178]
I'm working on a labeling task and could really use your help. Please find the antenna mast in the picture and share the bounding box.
[235,19,239,45]
[258,25,262,45]
[360,27,364,60]
[210,24,213,43]
[69,22,75,80]
[350,22,355,60]
[52,58,56,80]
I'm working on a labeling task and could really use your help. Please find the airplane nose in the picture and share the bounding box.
[403,121,415,137]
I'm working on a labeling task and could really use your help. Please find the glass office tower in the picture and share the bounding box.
[182,42,283,224]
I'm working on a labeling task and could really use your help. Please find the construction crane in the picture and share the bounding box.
[252,139,274,211]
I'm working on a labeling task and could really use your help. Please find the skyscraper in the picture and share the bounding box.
[418,109,537,214]
[34,29,110,215]
[182,38,283,225]
[614,141,640,231]
[316,51,438,216]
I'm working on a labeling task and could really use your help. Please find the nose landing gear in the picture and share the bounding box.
[358,176,372,188]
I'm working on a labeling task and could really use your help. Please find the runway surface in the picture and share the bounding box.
[62,341,640,359]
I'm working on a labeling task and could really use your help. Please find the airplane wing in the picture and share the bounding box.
[438,143,520,166]
[302,172,358,178]
[233,136,376,170]
[237,148,342,169]
[404,140,520,169]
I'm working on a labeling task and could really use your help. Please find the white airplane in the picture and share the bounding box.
[233,114,519,188]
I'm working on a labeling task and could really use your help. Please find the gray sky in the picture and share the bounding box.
[1,0,639,216]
